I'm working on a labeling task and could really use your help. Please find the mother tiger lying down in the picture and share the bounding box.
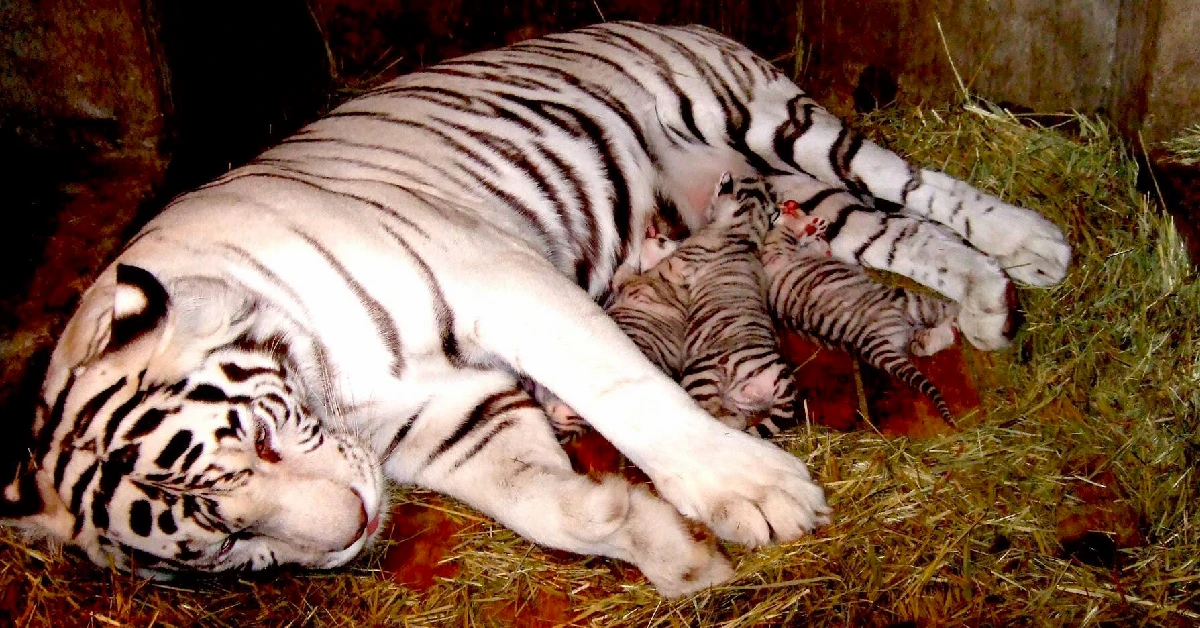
[4,22,1069,596]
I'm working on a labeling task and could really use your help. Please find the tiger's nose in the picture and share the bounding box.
[342,492,380,550]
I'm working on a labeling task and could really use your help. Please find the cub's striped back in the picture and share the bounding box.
[764,203,960,425]
[673,174,799,435]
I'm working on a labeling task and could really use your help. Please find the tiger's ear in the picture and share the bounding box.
[109,263,170,351]
[43,264,171,408]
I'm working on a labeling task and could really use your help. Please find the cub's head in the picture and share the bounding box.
[3,264,383,577]
[704,173,775,242]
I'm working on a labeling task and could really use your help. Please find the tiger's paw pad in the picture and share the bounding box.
[649,429,830,548]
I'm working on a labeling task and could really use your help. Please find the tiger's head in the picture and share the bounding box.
[704,173,775,243]
[3,263,384,577]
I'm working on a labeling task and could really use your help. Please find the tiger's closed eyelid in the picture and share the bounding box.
[253,415,282,463]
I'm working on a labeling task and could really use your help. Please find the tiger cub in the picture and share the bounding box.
[763,206,960,425]
[670,173,799,435]
[530,228,688,441]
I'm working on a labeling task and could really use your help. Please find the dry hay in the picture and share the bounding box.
[4,103,1199,627]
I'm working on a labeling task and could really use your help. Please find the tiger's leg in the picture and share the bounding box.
[766,172,1019,350]
[384,370,733,597]
[734,92,1067,348]
[741,87,1070,288]
[447,254,830,547]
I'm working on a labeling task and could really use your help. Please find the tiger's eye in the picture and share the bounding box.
[254,417,282,463]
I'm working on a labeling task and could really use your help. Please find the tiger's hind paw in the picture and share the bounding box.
[994,221,1072,286]
[622,486,736,597]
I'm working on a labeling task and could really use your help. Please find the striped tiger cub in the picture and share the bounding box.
[763,197,960,425]
[672,173,799,434]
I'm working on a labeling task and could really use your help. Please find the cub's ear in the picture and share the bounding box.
[716,171,734,196]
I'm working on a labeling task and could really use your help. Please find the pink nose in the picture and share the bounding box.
[343,491,380,549]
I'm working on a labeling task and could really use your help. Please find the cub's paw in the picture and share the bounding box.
[910,320,958,356]
[647,428,831,548]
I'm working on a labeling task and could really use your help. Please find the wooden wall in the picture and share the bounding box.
[795,0,1198,141]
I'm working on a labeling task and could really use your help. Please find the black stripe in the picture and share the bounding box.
[900,164,923,204]
[773,96,818,174]
[129,499,153,537]
[61,376,128,454]
[479,54,654,155]
[595,27,707,143]
[68,461,100,537]
[181,443,204,472]
[92,443,140,530]
[425,390,522,466]
[379,224,463,367]
[220,362,279,382]
[154,431,192,469]
[449,418,517,471]
[35,374,76,463]
[852,221,890,261]
[432,115,564,253]
[294,229,405,378]
[186,384,228,403]
[200,167,429,238]
[104,389,148,449]
[123,408,169,442]
[273,137,469,196]
[543,102,635,264]
[538,143,601,288]
[381,404,427,461]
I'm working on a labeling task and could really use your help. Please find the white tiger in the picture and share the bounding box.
[2,22,1069,597]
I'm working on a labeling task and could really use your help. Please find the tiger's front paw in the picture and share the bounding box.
[647,428,830,548]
